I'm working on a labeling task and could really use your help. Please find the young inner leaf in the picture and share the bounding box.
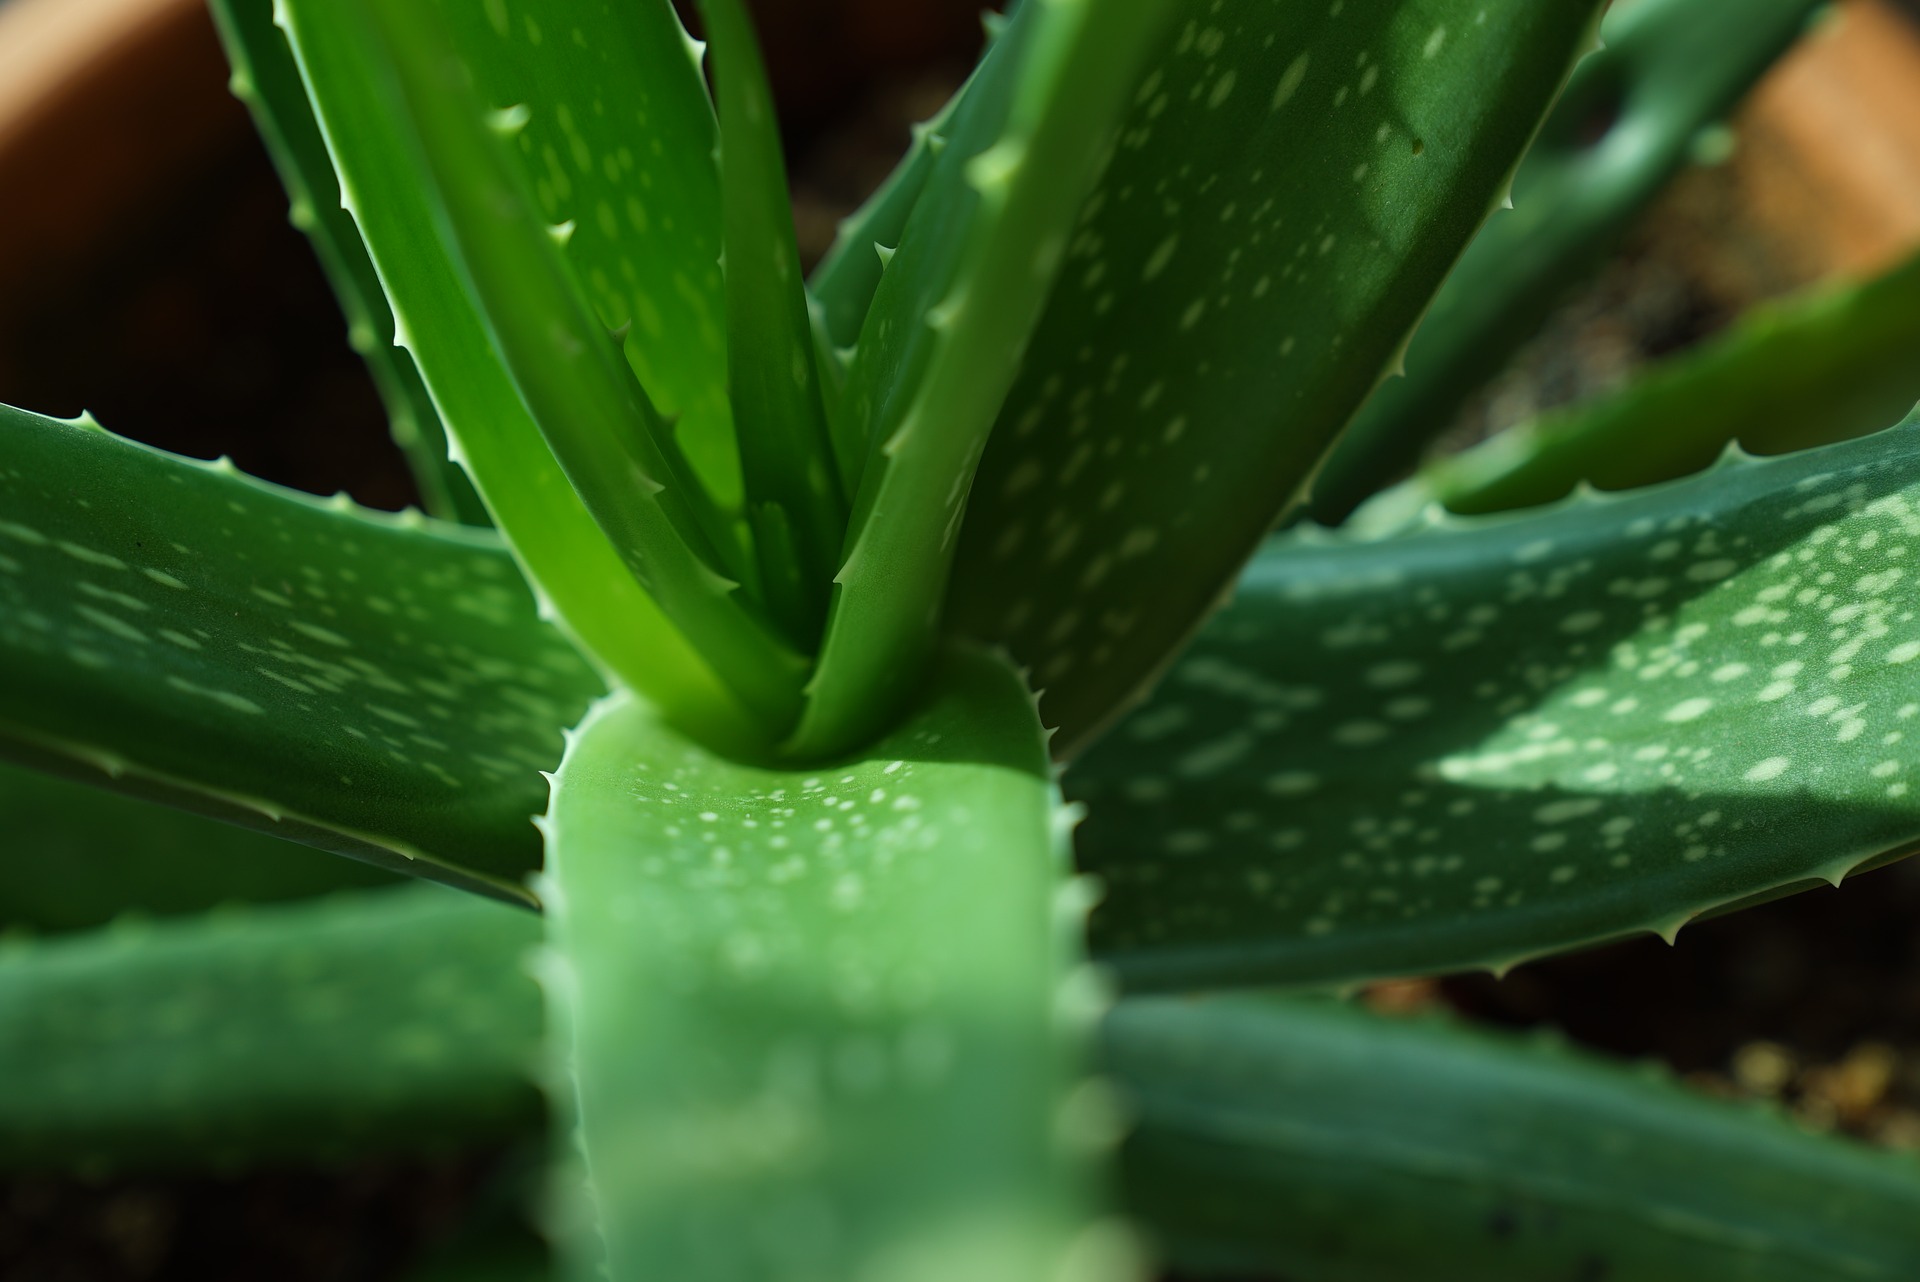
[697,0,848,649]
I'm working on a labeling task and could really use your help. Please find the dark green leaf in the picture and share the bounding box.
[0,409,600,899]
[1074,411,1920,988]
[1112,994,1920,1281]
[0,762,392,935]
[0,885,541,1171]
[947,0,1609,754]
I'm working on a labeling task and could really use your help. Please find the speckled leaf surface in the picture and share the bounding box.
[0,763,392,935]
[15,887,1920,1282]
[0,885,541,1170]
[1111,995,1920,1281]
[788,0,1180,758]
[543,651,1119,1282]
[1072,412,1920,989]
[0,409,600,900]
[428,0,739,504]
[268,0,748,740]
[208,0,486,526]
[321,0,806,737]
[1410,248,1920,516]
[948,0,1607,754]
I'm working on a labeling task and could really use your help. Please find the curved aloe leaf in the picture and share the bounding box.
[1308,0,1827,522]
[1403,247,1920,516]
[0,408,600,901]
[0,884,541,1171]
[16,889,1920,1282]
[697,0,847,646]
[0,763,392,934]
[948,0,1608,756]
[542,650,1120,1282]
[425,0,740,507]
[308,0,807,737]
[1111,994,1920,1281]
[786,0,1181,758]
[245,0,749,742]
[1073,409,1920,990]
[207,0,487,527]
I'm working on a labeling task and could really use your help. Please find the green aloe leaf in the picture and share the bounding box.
[1072,408,1920,990]
[542,650,1122,1282]
[696,0,847,646]
[0,884,541,1171]
[244,0,750,741]
[207,0,487,527]
[1403,247,1920,516]
[1111,994,1920,1281]
[307,0,806,736]
[0,408,600,900]
[16,888,1920,1282]
[1308,0,1827,523]
[787,0,1182,758]
[948,0,1609,755]
[425,0,740,507]
[0,763,392,934]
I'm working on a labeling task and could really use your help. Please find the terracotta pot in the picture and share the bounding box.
[0,0,245,303]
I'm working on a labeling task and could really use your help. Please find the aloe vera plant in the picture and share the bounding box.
[5,0,1920,1278]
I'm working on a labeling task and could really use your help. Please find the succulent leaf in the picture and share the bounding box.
[1407,247,1920,516]
[15,887,1920,1282]
[0,408,600,900]
[1111,994,1920,1280]
[0,885,541,1170]
[309,0,808,736]
[786,0,1182,759]
[696,0,848,647]
[207,0,488,527]
[419,0,740,507]
[254,0,750,741]
[0,763,392,934]
[541,650,1119,1282]
[1308,0,1828,522]
[1073,409,1920,989]
[948,0,1609,755]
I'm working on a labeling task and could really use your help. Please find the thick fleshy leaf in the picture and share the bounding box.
[1073,410,1920,990]
[1404,247,1920,515]
[0,409,600,900]
[948,0,1608,754]
[1307,0,1826,522]
[1111,995,1920,1281]
[696,0,847,646]
[0,885,541,1170]
[541,650,1123,1282]
[207,0,488,526]
[257,0,751,742]
[309,0,807,736]
[17,889,1920,1282]
[0,762,392,934]
[426,0,740,505]
[787,0,1181,758]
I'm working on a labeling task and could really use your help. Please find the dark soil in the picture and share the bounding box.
[4,1,1920,1278]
